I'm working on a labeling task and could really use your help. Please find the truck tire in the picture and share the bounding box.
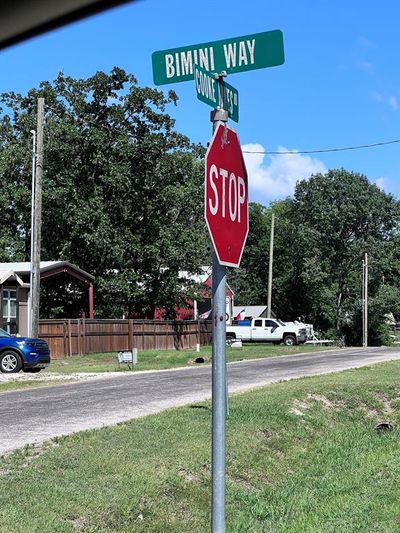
[283,334,296,346]
[226,333,236,346]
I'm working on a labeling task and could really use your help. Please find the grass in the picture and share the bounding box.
[46,343,336,374]
[0,380,68,393]
[0,361,399,532]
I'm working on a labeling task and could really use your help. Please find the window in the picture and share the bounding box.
[2,289,17,321]
[254,319,263,327]
[265,320,277,328]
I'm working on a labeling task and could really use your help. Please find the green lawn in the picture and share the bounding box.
[46,343,335,374]
[1,361,399,532]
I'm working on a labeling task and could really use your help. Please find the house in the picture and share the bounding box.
[0,261,94,336]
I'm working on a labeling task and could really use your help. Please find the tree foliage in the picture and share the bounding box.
[229,169,400,344]
[3,71,400,343]
[0,68,208,317]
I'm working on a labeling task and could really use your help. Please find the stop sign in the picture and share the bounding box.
[205,124,249,267]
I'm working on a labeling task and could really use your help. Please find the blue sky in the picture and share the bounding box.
[1,0,400,205]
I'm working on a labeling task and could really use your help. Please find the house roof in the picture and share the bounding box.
[233,305,274,318]
[0,269,24,286]
[0,261,94,284]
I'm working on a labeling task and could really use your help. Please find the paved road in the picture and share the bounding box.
[1,347,400,455]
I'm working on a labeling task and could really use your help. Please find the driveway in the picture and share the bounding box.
[1,346,399,455]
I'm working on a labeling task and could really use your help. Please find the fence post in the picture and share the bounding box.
[197,318,201,348]
[128,319,133,351]
[77,319,81,355]
[82,318,87,355]
[63,321,67,357]
[68,319,72,357]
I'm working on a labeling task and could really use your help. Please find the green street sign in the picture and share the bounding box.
[152,29,284,86]
[194,65,239,122]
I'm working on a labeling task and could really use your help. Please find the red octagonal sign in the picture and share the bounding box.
[205,124,249,268]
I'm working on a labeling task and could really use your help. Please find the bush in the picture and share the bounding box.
[369,322,393,346]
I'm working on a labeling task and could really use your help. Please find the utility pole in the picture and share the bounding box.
[362,253,368,347]
[362,258,365,347]
[31,97,44,339]
[267,212,275,318]
[28,129,36,337]
[364,253,368,348]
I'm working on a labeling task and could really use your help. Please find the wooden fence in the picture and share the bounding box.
[38,319,212,359]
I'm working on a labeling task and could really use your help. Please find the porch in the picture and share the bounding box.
[0,261,94,336]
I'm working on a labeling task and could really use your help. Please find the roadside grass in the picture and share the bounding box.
[46,343,335,374]
[0,380,68,393]
[0,361,399,532]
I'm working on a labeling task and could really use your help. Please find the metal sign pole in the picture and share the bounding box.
[211,103,228,533]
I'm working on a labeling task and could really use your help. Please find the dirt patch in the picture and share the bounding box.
[359,392,397,420]
[290,394,344,416]
[67,514,90,532]
[290,399,312,416]
[179,468,202,485]
[260,428,277,440]
[229,474,258,492]
[374,393,394,415]
[307,393,338,409]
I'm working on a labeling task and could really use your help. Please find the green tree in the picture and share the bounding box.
[291,169,400,339]
[228,202,272,306]
[229,169,400,344]
[0,68,208,318]
[229,199,303,321]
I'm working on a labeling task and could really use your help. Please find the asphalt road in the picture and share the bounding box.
[1,347,400,455]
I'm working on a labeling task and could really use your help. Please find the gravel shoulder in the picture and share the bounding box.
[0,371,117,384]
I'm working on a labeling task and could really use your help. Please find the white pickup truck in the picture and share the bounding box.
[226,318,308,346]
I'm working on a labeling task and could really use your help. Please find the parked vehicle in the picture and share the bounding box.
[226,318,307,345]
[0,328,50,373]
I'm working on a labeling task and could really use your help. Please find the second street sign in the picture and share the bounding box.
[194,65,239,122]
[152,29,284,86]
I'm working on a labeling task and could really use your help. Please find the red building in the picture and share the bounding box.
[154,267,234,321]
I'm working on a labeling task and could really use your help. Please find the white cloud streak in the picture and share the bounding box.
[375,177,386,190]
[242,144,328,204]
[372,92,398,110]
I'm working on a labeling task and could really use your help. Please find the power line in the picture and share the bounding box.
[242,138,400,155]
[44,103,400,156]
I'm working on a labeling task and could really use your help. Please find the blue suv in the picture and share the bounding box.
[0,328,50,373]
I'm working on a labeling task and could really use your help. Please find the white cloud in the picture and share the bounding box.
[388,96,398,110]
[242,144,328,203]
[357,37,375,49]
[375,177,386,190]
[357,60,374,72]
[372,92,398,110]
